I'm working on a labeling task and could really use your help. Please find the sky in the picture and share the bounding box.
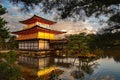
[0,0,108,34]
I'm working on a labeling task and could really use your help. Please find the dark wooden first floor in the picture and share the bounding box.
[17,39,67,56]
[18,39,67,51]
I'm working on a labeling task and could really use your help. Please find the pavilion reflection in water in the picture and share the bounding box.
[12,15,67,69]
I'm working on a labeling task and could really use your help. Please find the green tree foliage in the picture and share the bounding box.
[8,35,18,50]
[0,5,6,15]
[65,31,120,55]
[66,33,93,55]
[90,32,120,50]
[0,5,17,50]
[0,51,21,80]
[0,18,9,39]
[0,5,10,49]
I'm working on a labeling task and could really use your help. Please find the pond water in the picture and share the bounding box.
[53,57,120,80]
[45,49,120,80]
[19,49,120,80]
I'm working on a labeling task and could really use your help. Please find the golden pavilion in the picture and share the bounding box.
[12,15,66,52]
[12,15,67,69]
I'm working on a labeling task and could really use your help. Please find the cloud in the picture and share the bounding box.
[0,0,53,32]
[2,10,97,34]
[52,21,96,34]
[1,4,33,32]
[0,0,98,34]
[2,6,97,34]
[2,12,31,32]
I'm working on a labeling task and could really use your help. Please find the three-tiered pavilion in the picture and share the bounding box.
[12,15,66,54]
[12,15,67,69]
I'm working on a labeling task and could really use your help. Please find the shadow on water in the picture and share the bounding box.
[101,47,120,62]
[70,58,99,79]
[51,57,99,80]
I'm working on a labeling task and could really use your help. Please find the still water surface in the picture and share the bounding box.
[37,49,120,80]
[53,57,120,80]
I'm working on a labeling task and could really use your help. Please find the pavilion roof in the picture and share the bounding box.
[12,25,66,35]
[19,15,56,25]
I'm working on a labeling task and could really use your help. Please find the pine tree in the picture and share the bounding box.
[0,5,10,49]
